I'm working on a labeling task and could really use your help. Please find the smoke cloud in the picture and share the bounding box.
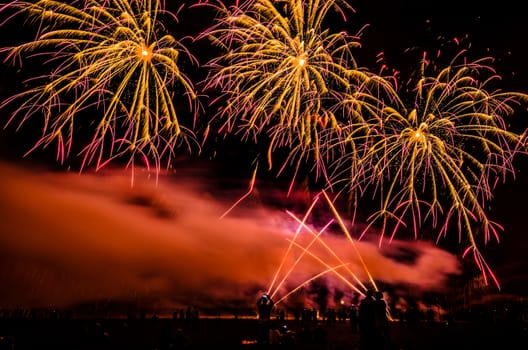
[0,161,461,315]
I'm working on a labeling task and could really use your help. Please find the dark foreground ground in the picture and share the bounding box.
[1,316,527,350]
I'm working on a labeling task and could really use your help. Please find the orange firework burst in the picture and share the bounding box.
[198,0,391,187]
[329,49,528,288]
[1,0,201,175]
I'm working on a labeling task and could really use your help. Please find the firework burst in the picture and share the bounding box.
[330,49,528,287]
[0,0,200,174]
[198,0,390,186]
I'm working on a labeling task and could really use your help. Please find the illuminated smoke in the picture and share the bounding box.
[0,161,461,314]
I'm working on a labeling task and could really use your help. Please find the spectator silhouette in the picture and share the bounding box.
[358,289,375,350]
[349,303,358,333]
[185,306,192,327]
[257,294,274,321]
[373,291,391,350]
[256,294,275,344]
[174,327,187,348]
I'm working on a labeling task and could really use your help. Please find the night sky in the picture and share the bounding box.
[0,0,527,316]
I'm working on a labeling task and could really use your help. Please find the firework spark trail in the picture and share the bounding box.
[197,0,390,187]
[219,163,258,219]
[274,262,352,306]
[267,192,320,296]
[322,190,378,291]
[274,241,363,306]
[329,50,528,288]
[268,218,341,301]
[268,191,375,304]
[0,0,201,176]
[268,217,333,300]
[283,209,367,291]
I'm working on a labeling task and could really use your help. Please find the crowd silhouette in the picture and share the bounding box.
[2,290,527,350]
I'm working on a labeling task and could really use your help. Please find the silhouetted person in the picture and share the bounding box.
[426,307,435,323]
[373,291,391,350]
[278,308,285,321]
[405,302,420,326]
[174,328,187,348]
[358,289,375,350]
[257,294,274,321]
[313,323,327,344]
[185,306,192,327]
[293,308,301,322]
[192,305,199,320]
[349,303,358,333]
[256,294,275,344]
